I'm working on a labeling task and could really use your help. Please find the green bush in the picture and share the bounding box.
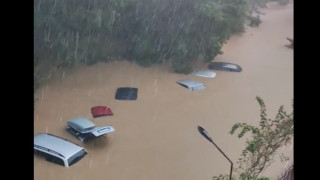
[171,56,193,74]
[34,0,254,91]
[249,15,262,27]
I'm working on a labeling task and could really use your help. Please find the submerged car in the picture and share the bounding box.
[34,133,87,167]
[193,70,216,78]
[66,118,115,142]
[208,62,242,72]
[91,106,113,118]
[115,87,138,100]
[176,79,205,91]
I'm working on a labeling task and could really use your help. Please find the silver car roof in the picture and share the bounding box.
[222,64,238,69]
[34,133,85,159]
[176,79,205,91]
[193,70,216,78]
[208,62,242,71]
[68,118,95,132]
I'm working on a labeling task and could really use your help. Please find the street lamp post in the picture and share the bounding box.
[197,126,233,180]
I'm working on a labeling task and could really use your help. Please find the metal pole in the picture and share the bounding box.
[197,126,233,180]
[209,140,233,180]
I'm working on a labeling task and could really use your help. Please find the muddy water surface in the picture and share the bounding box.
[34,2,293,180]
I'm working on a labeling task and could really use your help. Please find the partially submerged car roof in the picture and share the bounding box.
[208,62,242,72]
[91,106,113,118]
[193,70,216,78]
[67,118,95,132]
[176,79,205,91]
[115,87,138,100]
[34,133,86,159]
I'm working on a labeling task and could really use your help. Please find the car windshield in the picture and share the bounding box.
[68,149,87,166]
[192,85,205,91]
[84,126,95,132]
[223,64,237,69]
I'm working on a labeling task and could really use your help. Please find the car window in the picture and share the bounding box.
[34,149,47,157]
[223,64,237,69]
[179,84,189,89]
[68,149,87,166]
[192,85,205,91]
[45,154,65,166]
[84,126,95,132]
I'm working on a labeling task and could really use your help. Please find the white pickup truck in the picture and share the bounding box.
[66,118,115,142]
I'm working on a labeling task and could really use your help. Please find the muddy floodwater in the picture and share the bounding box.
[34,2,293,180]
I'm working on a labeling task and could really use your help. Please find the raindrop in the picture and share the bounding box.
[41,89,44,100]
[284,161,289,168]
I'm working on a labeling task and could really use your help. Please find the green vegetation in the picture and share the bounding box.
[249,15,262,27]
[34,0,291,91]
[213,97,294,180]
[273,0,290,5]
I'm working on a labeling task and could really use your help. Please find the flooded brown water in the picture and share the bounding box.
[34,2,293,180]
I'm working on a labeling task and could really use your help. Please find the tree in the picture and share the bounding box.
[213,97,293,180]
[35,0,292,91]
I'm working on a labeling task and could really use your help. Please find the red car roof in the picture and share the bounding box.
[91,106,113,118]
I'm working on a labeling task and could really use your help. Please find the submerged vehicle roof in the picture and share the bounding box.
[34,133,85,159]
[193,70,216,78]
[115,87,138,100]
[91,106,113,118]
[208,62,242,72]
[67,118,95,132]
[176,79,205,91]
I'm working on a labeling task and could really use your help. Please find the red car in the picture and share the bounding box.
[91,106,113,118]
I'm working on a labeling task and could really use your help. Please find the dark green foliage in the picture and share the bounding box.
[249,16,262,27]
[213,97,293,180]
[171,56,193,74]
[212,174,233,180]
[233,97,293,179]
[34,0,250,91]
[34,0,291,91]
[256,177,271,180]
[131,35,160,67]
[116,0,247,71]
